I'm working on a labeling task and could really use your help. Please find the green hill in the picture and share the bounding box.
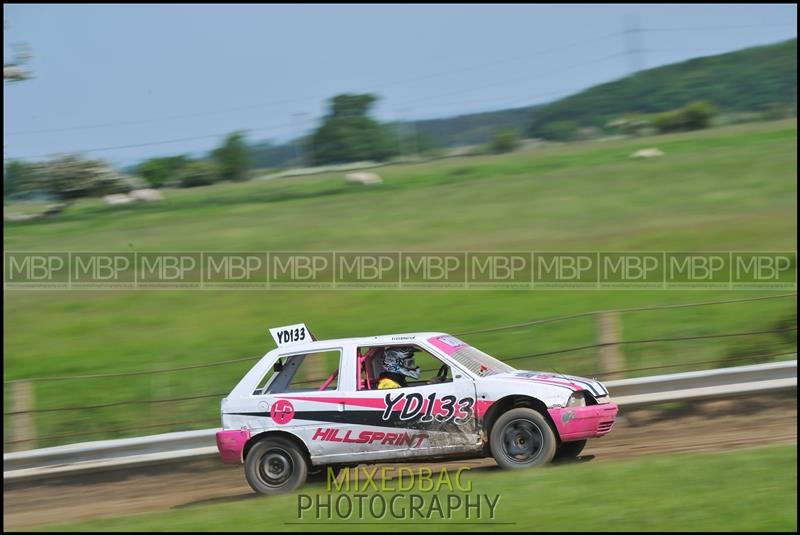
[528,39,797,137]
[404,105,540,149]
[247,39,796,167]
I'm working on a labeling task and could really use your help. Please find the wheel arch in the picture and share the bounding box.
[242,429,312,464]
[482,395,560,443]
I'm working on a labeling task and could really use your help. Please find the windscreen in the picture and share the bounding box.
[449,345,516,377]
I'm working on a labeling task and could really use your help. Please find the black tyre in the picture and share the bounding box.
[489,408,557,469]
[554,439,587,460]
[244,436,308,495]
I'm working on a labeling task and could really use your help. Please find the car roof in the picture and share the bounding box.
[270,332,451,354]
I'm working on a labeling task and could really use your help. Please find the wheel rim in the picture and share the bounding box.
[257,447,294,488]
[501,418,544,463]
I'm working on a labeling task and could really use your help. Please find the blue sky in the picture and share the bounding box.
[3,4,797,167]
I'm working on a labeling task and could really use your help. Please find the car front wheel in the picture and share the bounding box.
[489,408,557,469]
[245,436,308,495]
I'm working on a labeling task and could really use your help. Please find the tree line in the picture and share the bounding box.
[5,39,795,201]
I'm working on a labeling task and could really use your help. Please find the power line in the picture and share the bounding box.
[644,47,745,54]
[38,38,751,162]
[8,39,785,159]
[410,44,788,122]
[7,98,317,137]
[10,52,626,160]
[6,31,624,138]
[395,52,625,108]
[13,117,318,161]
[643,23,797,32]
[624,14,645,74]
[369,31,624,91]
[6,23,795,139]
[388,88,575,128]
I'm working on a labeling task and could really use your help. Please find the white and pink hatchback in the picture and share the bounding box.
[216,324,618,494]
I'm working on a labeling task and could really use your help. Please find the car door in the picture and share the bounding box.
[332,344,480,464]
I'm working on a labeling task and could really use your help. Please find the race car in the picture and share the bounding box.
[216,324,618,494]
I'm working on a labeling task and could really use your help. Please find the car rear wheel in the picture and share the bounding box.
[554,439,587,460]
[489,408,557,469]
[245,437,308,495]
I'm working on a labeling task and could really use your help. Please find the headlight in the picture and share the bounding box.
[566,392,586,407]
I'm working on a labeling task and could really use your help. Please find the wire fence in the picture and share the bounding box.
[2,418,220,447]
[4,293,796,450]
[3,326,797,416]
[452,292,798,336]
[6,349,796,448]
[500,326,797,363]
[5,292,795,385]
[594,350,797,379]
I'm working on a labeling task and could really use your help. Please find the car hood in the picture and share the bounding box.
[486,369,610,398]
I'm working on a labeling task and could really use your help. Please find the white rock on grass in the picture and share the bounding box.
[104,193,135,205]
[631,148,665,158]
[129,188,164,202]
[345,172,382,185]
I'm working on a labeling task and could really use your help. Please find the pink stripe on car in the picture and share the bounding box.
[428,335,468,355]
[274,395,387,409]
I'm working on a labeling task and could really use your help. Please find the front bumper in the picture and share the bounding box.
[548,403,618,442]
[216,429,250,464]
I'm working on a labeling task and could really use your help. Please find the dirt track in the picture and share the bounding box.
[4,395,797,531]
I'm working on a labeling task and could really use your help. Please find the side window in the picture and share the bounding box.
[253,350,341,394]
[411,348,453,386]
[359,345,452,390]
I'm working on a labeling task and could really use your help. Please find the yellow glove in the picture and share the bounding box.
[377,377,401,389]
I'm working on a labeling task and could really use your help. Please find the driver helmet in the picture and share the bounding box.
[383,347,421,380]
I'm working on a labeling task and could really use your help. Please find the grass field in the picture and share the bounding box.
[28,445,798,532]
[3,120,797,448]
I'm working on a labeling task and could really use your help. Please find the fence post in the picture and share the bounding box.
[596,311,624,380]
[10,380,36,451]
